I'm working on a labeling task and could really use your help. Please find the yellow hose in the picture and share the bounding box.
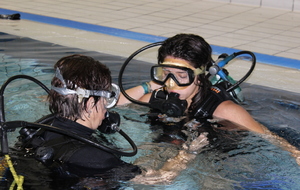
[0,156,8,181]
[4,155,24,190]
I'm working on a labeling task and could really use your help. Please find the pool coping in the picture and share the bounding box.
[1,8,300,70]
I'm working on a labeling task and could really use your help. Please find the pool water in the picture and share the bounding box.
[1,32,300,190]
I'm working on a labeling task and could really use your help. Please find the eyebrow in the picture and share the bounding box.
[163,68,187,74]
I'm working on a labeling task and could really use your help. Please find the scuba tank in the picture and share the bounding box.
[208,53,244,103]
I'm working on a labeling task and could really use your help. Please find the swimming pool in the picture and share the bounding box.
[1,32,300,190]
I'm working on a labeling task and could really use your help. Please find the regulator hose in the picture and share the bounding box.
[0,75,50,154]
[0,75,50,123]
[0,75,137,157]
[118,41,163,107]
[3,120,137,157]
[224,51,256,92]
[118,42,256,103]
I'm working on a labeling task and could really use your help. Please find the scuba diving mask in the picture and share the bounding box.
[150,63,205,87]
[51,68,120,108]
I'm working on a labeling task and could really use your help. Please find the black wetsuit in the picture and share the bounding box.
[148,82,237,145]
[26,117,141,179]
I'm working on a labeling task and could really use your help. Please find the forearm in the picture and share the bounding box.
[131,150,195,184]
[160,150,196,171]
[261,125,300,165]
[131,133,209,184]
[117,85,146,105]
[117,81,161,105]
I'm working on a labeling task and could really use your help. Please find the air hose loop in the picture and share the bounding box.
[1,75,137,157]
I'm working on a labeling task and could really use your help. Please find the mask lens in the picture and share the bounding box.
[152,66,167,83]
[104,83,120,108]
[151,65,194,86]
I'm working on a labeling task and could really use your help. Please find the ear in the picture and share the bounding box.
[194,75,201,85]
[86,97,95,111]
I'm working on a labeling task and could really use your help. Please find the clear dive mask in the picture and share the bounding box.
[150,64,205,87]
[51,68,120,108]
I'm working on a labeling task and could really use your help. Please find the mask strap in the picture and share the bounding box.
[52,68,89,103]
[55,68,67,87]
[194,66,206,75]
[160,62,205,76]
[51,68,117,104]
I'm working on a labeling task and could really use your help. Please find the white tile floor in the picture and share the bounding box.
[1,0,300,93]
[1,0,300,60]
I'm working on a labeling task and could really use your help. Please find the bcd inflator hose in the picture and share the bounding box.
[0,75,137,157]
[118,42,256,105]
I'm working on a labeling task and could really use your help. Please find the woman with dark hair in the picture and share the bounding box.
[118,33,263,133]
[118,34,300,184]
[20,54,140,182]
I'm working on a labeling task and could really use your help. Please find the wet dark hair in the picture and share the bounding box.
[48,54,111,121]
[157,34,213,116]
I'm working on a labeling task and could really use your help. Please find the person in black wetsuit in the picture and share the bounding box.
[18,54,140,184]
[119,34,300,184]
[118,33,264,134]
[117,33,266,184]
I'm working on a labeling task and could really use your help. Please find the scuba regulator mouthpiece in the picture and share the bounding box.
[98,111,121,134]
[149,89,188,117]
[118,41,256,119]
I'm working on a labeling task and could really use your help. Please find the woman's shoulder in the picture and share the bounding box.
[214,100,241,115]
[213,100,264,133]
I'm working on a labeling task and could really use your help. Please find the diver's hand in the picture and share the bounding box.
[131,169,176,185]
[131,150,195,185]
[183,132,209,153]
[131,133,209,184]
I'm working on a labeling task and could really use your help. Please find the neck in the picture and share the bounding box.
[187,86,200,108]
[76,117,93,130]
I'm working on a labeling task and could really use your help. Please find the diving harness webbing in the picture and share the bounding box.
[0,155,24,190]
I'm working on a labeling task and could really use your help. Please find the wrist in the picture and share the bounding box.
[141,82,152,94]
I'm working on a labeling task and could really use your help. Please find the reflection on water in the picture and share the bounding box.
[1,32,300,190]
[115,104,300,190]
[242,85,300,149]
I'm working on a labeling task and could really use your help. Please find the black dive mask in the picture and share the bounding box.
[149,89,188,117]
[150,64,205,87]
